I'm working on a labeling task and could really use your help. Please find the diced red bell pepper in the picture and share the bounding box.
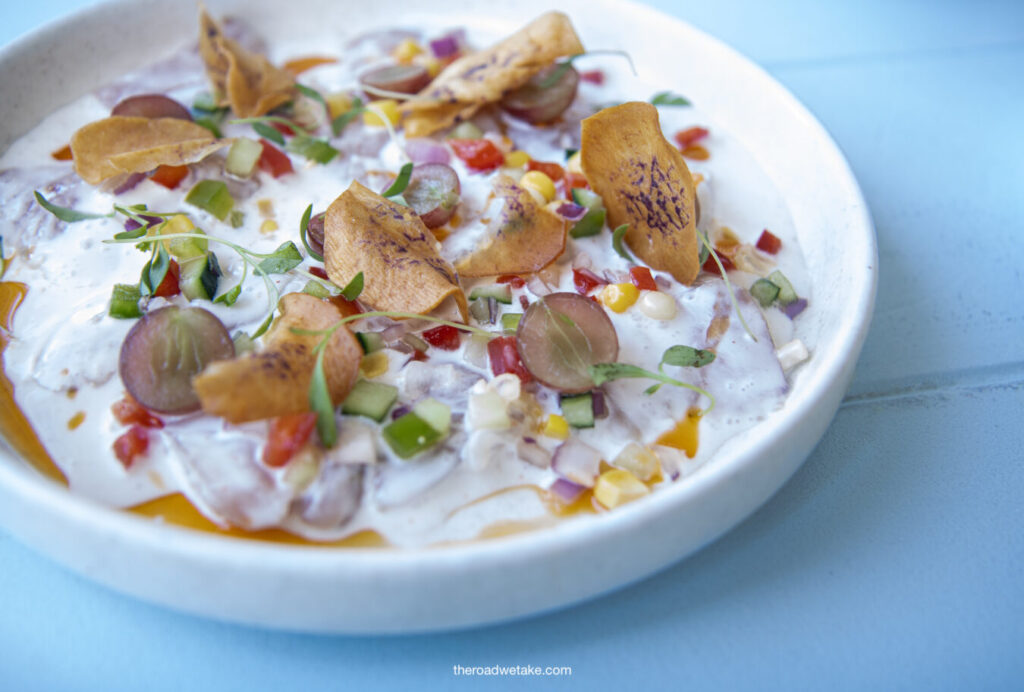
[519,295,530,311]
[308,266,329,280]
[113,425,149,468]
[629,266,658,291]
[561,173,590,194]
[527,160,565,181]
[496,274,526,288]
[449,139,505,171]
[573,267,607,295]
[258,139,294,178]
[112,395,165,429]
[271,120,299,136]
[409,349,430,363]
[152,259,181,298]
[422,324,461,351]
[487,336,532,382]
[755,229,782,255]
[579,69,605,85]
[674,127,709,149]
[703,251,735,274]
[263,412,318,468]
[150,164,189,190]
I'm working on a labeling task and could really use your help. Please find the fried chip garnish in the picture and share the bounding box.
[400,12,584,137]
[198,9,295,118]
[324,182,468,321]
[69,116,227,185]
[193,293,362,424]
[580,102,700,284]
[454,175,567,277]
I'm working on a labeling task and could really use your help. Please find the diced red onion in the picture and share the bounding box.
[516,437,551,468]
[487,296,499,324]
[782,298,808,319]
[382,322,412,344]
[405,138,451,165]
[550,477,586,503]
[591,390,608,419]
[654,275,673,291]
[112,172,146,195]
[391,405,411,420]
[556,202,587,222]
[429,34,460,58]
[527,275,554,297]
[571,252,593,270]
[552,438,602,487]
[602,269,628,284]
[123,214,164,232]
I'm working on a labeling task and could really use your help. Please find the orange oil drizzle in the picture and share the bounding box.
[655,407,702,458]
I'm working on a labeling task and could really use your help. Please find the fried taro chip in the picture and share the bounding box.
[70,116,228,185]
[454,175,567,277]
[401,12,584,138]
[193,293,362,423]
[580,102,700,284]
[199,9,295,118]
[324,182,468,321]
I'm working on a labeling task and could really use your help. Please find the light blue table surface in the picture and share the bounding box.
[2,1,1022,689]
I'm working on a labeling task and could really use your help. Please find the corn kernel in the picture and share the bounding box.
[504,150,531,168]
[566,150,583,174]
[637,291,677,321]
[162,214,194,235]
[260,219,278,234]
[599,282,640,313]
[612,442,660,481]
[363,100,401,127]
[257,198,274,218]
[519,170,556,203]
[359,351,389,378]
[392,38,423,63]
[542,414,570,440]
[594,469,649,509]
[326,92,353,120]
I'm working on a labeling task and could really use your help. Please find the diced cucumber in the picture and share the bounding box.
[382,411,442,459]
[767,270,798,306]
[501,313,522,335]
[469,298,493,323]
[356,331,386,354]
[569,188,607,239]
[225,138,263,178]
[185,180,234,221]
[402,333,429,352]
[446,122,483,140]
[109,283,142,319]
[156,214,207,259]
[560,392,595,429]
[412,398,451,435]
[179,252,222,301]
[469,283,512,304]
[341,379,398,422]
[750,278,780,307]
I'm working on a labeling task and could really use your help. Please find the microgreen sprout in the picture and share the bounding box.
[699,230,757,342]
[539,49,637,89]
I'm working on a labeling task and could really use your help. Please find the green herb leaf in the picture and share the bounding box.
[309,350,338,447]
[296,83,327,108]
[140,243,170,296]
[340,271,364,301]
[539,59,577,89]
[34,191,113,223]
[286,135,338,164]
[229,210,245,228]
[564,148,578,160]
[699,230,757,342]
[588,362,715,413]
[650,91,691,107]
[382,162,414,198]
[253,121,285,146]
[191,92,222,113]
[331,96,365,135]
[298,204,324,262]
[113,226,149,241]
[643,383,662,395]
[256,241,303,275]
[251,312,274,339]
[660,345,716,369]
[215,282,242,306]
[611,224,633,261]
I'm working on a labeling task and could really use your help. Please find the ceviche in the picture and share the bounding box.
[0,10,810,547]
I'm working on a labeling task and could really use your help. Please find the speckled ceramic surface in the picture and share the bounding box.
[0,0,875,632]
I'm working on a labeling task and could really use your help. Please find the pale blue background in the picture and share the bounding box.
[2,1,1022,689]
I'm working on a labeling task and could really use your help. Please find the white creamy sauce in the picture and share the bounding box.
[0,20,809,547]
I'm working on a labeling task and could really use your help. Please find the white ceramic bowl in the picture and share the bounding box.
[0,0,876,632]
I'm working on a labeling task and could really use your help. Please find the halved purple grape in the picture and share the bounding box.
[306,211,326,257]
[111,94,193,121]
[515,292,618,393]
[500,64,579,124]
[119,306,235,414]
[359,65,431,95]
[404,164,460,228]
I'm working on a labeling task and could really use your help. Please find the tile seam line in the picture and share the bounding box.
[760,38,1024,72]
[839,363,1024,409]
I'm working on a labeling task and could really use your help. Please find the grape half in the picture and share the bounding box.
[119,306,235,414]
[515,292,619,393]
[112,94,193,121]
[403,164,461,228]
[359,65,431,95]
[500,64,579,124]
